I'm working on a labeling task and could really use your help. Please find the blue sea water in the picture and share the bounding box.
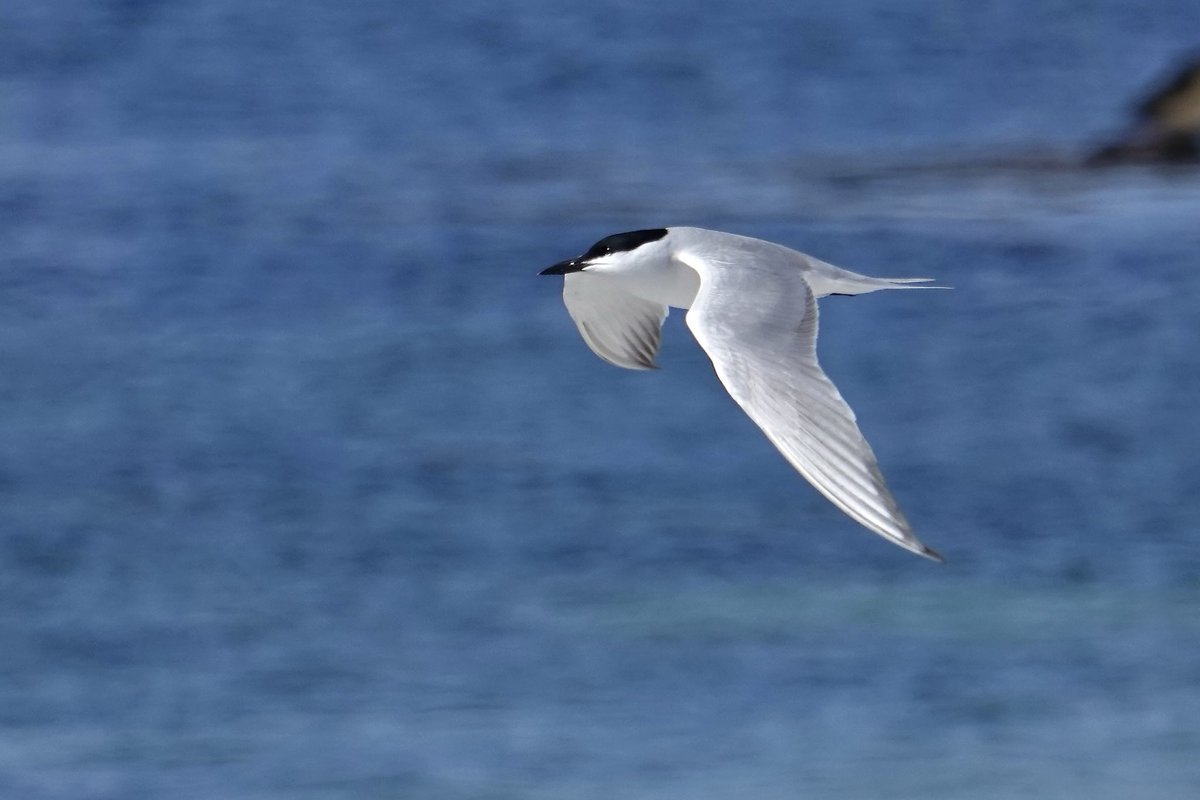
[2,1,1200,798]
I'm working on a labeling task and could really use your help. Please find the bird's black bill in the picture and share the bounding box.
[539,259,587,276]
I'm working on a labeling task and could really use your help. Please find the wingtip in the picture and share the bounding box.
[919,544,946,564]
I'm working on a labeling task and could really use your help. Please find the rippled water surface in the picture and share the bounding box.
[2,2,1200,798]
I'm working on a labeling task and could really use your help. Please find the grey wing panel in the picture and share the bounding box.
[681,259,939,560]
[563,273,668,370]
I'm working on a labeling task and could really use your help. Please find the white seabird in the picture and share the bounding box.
[541,227,946,561]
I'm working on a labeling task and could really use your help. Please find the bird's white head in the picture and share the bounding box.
[539,228,671,277]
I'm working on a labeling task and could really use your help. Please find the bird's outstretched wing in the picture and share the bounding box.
[562,273,668,370]
[679,252,941,561]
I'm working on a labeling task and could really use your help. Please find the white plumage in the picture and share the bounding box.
[541,227,944,562]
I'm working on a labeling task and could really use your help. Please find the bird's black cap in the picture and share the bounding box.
[540,228,668,275]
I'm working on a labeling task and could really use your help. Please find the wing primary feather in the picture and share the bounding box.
[563,273,667,371]
[681,251,939,560]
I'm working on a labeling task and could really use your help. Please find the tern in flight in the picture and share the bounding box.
[541,227,945,561]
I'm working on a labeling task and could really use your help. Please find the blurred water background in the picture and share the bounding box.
[3,1,1200,798]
